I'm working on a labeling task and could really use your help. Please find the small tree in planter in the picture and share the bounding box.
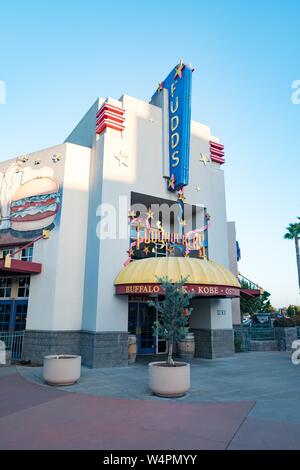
[148,276,193,398]
[150,276,193,365]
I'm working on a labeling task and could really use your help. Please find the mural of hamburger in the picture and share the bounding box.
[10,177,60,232]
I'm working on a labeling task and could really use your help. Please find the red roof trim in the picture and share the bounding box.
[0,258,42,275]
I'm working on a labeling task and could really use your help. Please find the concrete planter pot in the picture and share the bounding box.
[43,355,81,386]
[148,361,190,398]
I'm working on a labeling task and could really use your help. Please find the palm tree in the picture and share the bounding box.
[284,218,300,292]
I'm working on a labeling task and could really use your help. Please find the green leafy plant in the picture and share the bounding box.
[284,218,300,292]
[149,276,193,366]
[273,317,295,327]
[293,314,300,326]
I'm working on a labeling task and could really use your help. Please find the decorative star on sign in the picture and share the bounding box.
[156,221,164,231]
[146,208,154,220]
[168,174,175,190]
[128,248,135,257]
[177,189,186,201]
[174,59,185,79]
[157,81,164,93]
[114,151,128,167]
[143,246,150,256]
[128,210,136,218]
[199,153,210,166]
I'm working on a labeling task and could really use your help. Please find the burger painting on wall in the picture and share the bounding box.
[0,160,61,243]
[10,177,60,232]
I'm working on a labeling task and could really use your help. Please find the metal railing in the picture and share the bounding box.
[247,326,275,341]
[238,273,262,291]
[0,331,24,360]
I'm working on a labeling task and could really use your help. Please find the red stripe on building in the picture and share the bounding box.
[96,102,125,135]
[209,141,225,165]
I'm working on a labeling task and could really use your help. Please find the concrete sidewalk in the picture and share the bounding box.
[1,352,300,449]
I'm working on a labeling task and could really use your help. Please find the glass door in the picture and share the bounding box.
[138,303,156,354]
[0,300,13,332]
[128,301,167,355]
[13,300,28,331]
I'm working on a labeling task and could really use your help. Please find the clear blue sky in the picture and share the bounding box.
[0,0,299,307]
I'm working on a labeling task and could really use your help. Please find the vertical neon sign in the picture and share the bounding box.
[152,60,193,191]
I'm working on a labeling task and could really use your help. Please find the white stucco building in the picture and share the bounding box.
[0,62,241,366]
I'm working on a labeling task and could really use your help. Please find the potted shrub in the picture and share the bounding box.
[148,276,193,398]
[43,354,81,386]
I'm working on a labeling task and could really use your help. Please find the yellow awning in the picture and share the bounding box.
[114,257,240,288]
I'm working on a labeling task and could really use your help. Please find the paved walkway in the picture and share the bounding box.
[1,352,300,449]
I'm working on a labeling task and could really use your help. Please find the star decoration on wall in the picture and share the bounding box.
[196,185,201,192]
[52,154,61,163]
[167,174,175,190]
[15,160,24,173]
[177,189,186,201]
[18,155,29,163]
[157,81,164,93]
[199,153,210,166]
[146,208,154,220]
[174,59,185,79]
[143,246,150,256]
[114,151,128,167]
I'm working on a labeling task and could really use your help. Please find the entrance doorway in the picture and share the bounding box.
[128,301,167,355]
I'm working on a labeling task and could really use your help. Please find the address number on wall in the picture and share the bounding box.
[217,310,226,316]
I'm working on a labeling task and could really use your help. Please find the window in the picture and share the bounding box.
[0,278,12,298]
[0,249,14,260]
[14,303,27,331]
[0,304,11,331]
[21,246,33,262]
[17,277,30,298]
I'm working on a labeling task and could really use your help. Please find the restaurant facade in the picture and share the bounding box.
[0,61,241,367]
